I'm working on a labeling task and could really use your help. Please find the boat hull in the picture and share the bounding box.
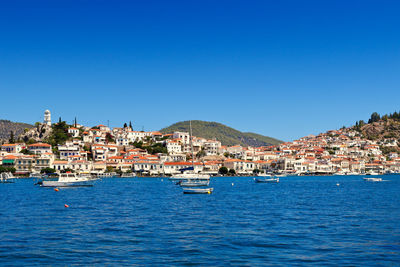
[183,188,213,194]
[180,181,210,187]
[41,181,93,187]
[255,178,279,183]
[363,177,383,182]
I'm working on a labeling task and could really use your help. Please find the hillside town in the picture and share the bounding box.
[1,110,400,176]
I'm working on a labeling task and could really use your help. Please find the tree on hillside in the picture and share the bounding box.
[9,131,15,144]
[46,121,70,147]
[196,149,206,158]
[129,121,132,129]
[368,112,380,123]
[123,123,127,128]
[390,111,400,120]
[106,133,115,143]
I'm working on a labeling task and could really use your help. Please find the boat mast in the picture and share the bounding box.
[190,120,195,170]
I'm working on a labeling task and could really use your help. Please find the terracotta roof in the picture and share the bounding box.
[28,143,51,147]
[164,161,202,166]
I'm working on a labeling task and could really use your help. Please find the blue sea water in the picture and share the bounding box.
[0,175,399,266]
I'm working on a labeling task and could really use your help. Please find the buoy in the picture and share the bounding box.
[54,188,59,192]
[161,179,163,181]
[336,183,340,186]
[232,183,234,186]
[64,204,69,208]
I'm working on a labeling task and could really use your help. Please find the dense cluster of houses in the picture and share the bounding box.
[1,118,400,176]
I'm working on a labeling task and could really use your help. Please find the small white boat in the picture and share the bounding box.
[169,172,210,181]
[347,172,360,175]
[366,171,379,176]
[41,173,93,187]
[120,173,136,178]
[183,187,213,194]
[179,180,210,187]
[29,172,42,178]
[255,177,279,183]
[0,172,15,183]
[363,177,383,182]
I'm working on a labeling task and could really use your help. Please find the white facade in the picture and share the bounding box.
[166,140,182,154]
[204,140,221,156]
[68,128,80,138]
[173,132,190,145]
[58,144,80,160]
[44,110,51,126]
[28,143,52,155]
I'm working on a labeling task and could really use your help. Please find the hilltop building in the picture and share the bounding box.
[44,110,51,126]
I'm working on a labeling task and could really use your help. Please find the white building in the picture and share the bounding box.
[204,140,221,156]
[166,140,182,154]
[28,143,52,155]
[58,144,80,160]
[1,143,24,154]
[68,127,80,138]
[44,110,51,126]
[173,132,190,145]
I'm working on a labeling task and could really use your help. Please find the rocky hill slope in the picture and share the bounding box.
[0,120,34,142]
[160,120,282,147]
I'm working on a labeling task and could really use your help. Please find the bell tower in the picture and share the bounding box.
[44,110,51,126]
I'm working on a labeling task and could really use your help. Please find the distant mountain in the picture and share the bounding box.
[0,120,34,141]
[160,120,282,147]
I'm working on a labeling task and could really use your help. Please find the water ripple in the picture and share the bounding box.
[0,175,400,265]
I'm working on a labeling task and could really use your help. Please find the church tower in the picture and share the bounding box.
[44,110,51,126]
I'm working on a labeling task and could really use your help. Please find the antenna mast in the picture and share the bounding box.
[190,120,195,170]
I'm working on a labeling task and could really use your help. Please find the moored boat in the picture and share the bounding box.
[0,172,15,183]
[120,172,136,178]
[255,177,279,183]
[179,180,210,187]
[363,177,383,182]
[183,187,213,194]
[41,173,93,187]
[169,172,210,181]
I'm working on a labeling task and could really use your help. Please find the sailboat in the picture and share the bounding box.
[178,121,213,194]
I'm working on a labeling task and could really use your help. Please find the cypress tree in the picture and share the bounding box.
[9,131,14,144]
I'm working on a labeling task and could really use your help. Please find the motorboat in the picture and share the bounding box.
[183,187,213,194]
[179,180,210,187]
[254,177,279,183]
[41,173,94,187]
[120,172,136,178]
[366,171,379,176]
[169,172,210,181]
[91,172,116,178]
[29,172,42,178]
[363,177,383,182]
[0,172,15,183]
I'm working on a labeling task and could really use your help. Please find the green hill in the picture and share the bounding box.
[160,120,282,147]
[0,120,34,141]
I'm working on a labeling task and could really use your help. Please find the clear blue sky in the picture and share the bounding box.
[0,0,399,141]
